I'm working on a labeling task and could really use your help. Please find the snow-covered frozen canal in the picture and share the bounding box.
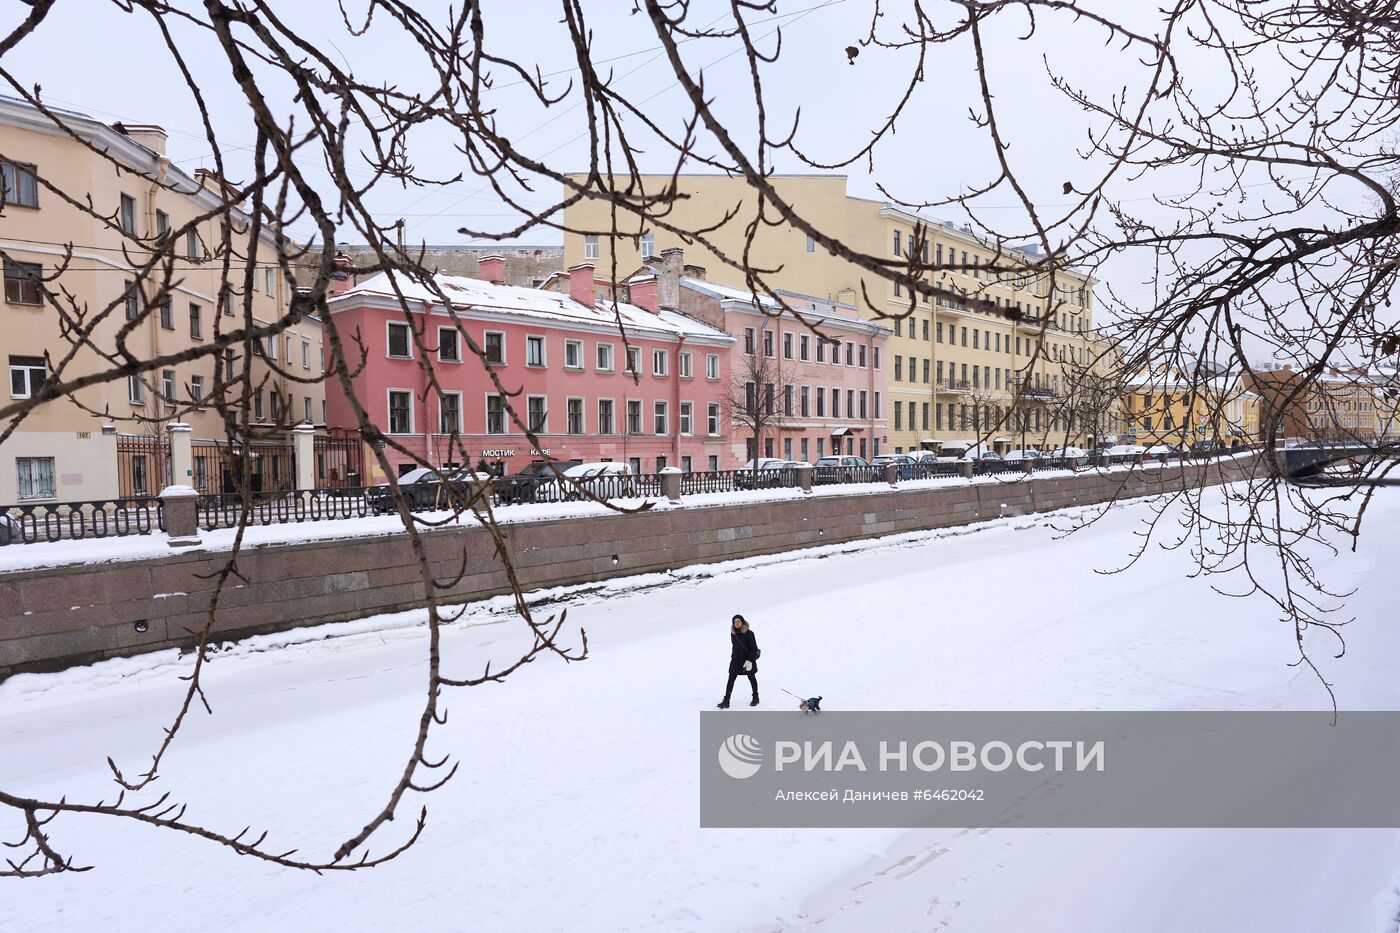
[4,486,1399,932]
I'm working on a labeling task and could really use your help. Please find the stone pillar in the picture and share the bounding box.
[1099,453,1112,469]
[659,465,682,504]
[98,424,120,500]
[294,423,317,492]
[796,463,813,494]
[160,485,201,547]
[883,461,899,487]
[166,422,193,487]
[959,460,975,480]
[1022,458,1035,475]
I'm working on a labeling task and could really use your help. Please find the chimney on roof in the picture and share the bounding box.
[330,251,356,296]
[568,262,596,308]
[659,247,684,311]
[477,254,506,285]
[630,274,659,314]
[683,263,707,281]
[114,122,168,157]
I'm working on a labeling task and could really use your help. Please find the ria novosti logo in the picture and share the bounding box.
[718,733,763,779]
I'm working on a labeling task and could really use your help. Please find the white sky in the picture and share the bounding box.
[2,0,1391,357]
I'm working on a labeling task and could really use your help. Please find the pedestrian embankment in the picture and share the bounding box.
[0,456,1261,677]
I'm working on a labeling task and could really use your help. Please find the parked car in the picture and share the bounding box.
[871,453,918,479]
[1001,449,1040,462]
[366,466,491,514]
[0,513,18,546]
[959,449,1003,463]
[494,459,583,504]
[736,458,791,490]
[1104,444,1147,459]
[813,455,872,484]
[533,461,636,502]
[908,449,940,463]
[1191,439,1223,453]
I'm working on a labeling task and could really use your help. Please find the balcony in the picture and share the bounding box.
[937,378,973,394]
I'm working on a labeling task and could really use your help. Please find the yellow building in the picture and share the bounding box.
[1,95,321,502]
[563,174,1103,454]
[1123,373,1260,448]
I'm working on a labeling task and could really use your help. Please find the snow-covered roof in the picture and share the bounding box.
[331,271,734,344]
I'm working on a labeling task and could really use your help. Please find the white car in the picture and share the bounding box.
[534,462,636,502]
[1002,449,1040,461]
[1104,444,1147,458]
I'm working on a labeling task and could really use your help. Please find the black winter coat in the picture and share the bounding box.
[729,628,759,675]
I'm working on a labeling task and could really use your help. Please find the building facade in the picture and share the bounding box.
[563,173,1103,454]
[0,95,321,503]
[1123,373,1260,447]
[323,259,734,479]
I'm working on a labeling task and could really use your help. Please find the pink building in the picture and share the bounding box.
[323,259,735,480]
[643,250,892,463]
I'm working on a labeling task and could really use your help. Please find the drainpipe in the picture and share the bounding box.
[147,154,170,371]
[673,335,685,466]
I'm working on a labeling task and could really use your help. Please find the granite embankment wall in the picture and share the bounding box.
[0,457,1258,677]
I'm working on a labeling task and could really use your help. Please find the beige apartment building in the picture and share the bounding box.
[563,173,1103,454]
[0,95,322,503]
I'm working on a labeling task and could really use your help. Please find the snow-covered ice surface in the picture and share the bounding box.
[3,482,1398,933]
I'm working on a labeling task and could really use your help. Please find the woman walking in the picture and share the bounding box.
[717,614,760,708]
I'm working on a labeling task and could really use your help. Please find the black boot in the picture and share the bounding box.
[749,694,760,707]
[717,697,730,709]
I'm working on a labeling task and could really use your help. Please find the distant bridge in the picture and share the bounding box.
[1277,444,1400,480]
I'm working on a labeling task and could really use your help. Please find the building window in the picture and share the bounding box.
[484,331,505,365]
[194,455,209,491]
[800,385,810,417]
[783,332,793,359]
[894,400,903,431]
[486,395,506,434]
[584,235,599,260]
[189,302,203,339]
[254,390,264,421]
[439,327,461,363]
[873,346,880,369]
[598,398,615,434]
[652,349,667,377]
[564,339,583,369]
[190,376,205,403]
[128,374,145,404]
[845,342,854,366]
[161,368,176,404]
[763,330,774,357]
[816,339,826,363]
[303,396,312,422]
[527,396,547,432]
[187,229,201,261]
[1,160,39,208]
[806,234,815,253]
[285,335,294,364]
[221,285,234,316]
[596,342,614,372]
[16,457,55,500]
[706,353,719,380]
[265,267,275,294]
[388,390,413,434]
[626,347,641,375]
[3,259,42,305]
[783,384,794,416]
[892,229,902,257]
[567,397,584,434]
[440,392,461,433]
[874,391,881,418]
[858,345,867,368]
[301,340,311,370]
[679,401,693,435]
[707,402,720,435]
[800,335,811,361]
[653,401,668,435]
[387,322,411,358]
[923,403,930,431]
[744,328,755,355]
[154,210,169,244]
[124,281,140,320]
[640,232,655,259]
[626,399,642,434]
[860,391,868,419]
[119,193,138,234]
[816,387,825,417]
[158,297,173,330]
[8,355,46,398]
[678,351,692,378]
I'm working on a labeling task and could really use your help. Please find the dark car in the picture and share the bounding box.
[870,453,918,479]
[813,455,873,484]
[494,459,584,504]
[366,467,489,514]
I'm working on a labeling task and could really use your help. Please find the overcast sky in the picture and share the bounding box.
[3,1,1388,361]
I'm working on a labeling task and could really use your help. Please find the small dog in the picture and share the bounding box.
[799,696,823,715]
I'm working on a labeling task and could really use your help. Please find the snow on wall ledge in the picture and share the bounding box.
[0,456,1261,677]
